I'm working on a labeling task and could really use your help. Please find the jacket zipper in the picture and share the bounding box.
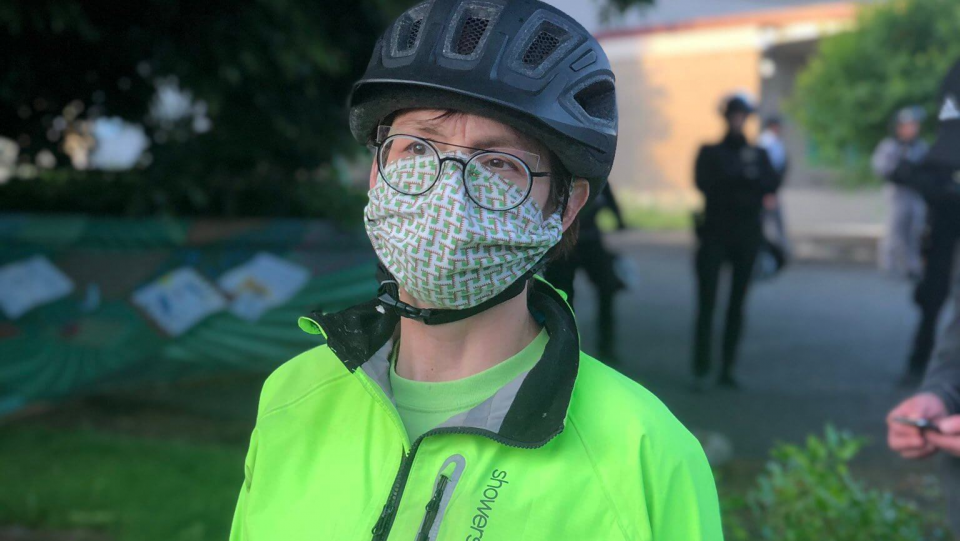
[415,473,450,541]
[415,457,463,541]
[369,426,556,541]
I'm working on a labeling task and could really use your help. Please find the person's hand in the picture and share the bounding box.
[887,392,948,459]
[927,416,960,457]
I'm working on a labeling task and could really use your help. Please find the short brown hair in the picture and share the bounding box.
[545,154,579,262]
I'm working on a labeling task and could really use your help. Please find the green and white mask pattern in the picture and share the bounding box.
[365,154,563,309]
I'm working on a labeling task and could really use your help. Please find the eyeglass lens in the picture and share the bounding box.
[378,135,532,210]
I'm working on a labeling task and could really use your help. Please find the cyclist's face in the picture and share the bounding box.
[369,109,553,212]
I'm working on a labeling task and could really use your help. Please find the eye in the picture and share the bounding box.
[485,157,519,172]
[408,142,429,156]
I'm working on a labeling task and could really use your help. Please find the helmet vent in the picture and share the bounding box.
[443,2,502,61]
[456,16,491,55]
[574,78,617,123]
[401,18,424,51]
[522,22,565,67]
[389,1,433,58]
[507,10,582,79]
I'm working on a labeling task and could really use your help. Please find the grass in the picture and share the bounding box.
[596,206,692,232]
[0,426,245,541]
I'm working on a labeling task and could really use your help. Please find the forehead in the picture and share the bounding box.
[390,109,545,154]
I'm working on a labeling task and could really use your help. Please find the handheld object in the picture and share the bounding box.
[892,416,942,433]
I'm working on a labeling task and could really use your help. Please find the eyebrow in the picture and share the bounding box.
[403,122,447,139]
[470,134,529,151]
[394,119,543,157]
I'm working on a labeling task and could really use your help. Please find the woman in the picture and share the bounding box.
[230,1,722,539]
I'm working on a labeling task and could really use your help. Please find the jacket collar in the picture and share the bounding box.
[306,278,580,448]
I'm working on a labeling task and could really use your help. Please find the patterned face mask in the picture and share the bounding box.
[365,154,563,310]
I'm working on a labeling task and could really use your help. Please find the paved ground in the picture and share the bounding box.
[577,231,945,472]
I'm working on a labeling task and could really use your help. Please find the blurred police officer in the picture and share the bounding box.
[545,182,626,363]
[873,106,930,280]
[692,93,781,390]
[887,58,960,538]
[758,114,791,271]
[890,102,960,387]
[758,115,788,181]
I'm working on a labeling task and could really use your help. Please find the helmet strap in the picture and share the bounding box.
[375,259,547,326]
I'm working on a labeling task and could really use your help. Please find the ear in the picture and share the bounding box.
[369,158,378,190]
[562,179,590,232]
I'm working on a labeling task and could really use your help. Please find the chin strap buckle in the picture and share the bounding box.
[377,280,433,322]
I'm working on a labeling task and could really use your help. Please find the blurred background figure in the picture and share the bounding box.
[887,58,960,537]
[545,183,627,364]
[758,115,788,181]
[873,106,929,281]
[691,93,780,390]
[890,108,960,387]
[755,114,791,279]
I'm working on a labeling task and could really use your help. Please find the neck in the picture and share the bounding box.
[395,285,542,382]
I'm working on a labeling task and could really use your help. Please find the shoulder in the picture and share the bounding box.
[748,144,772,162]
[567,355,719,535]
[256,344,351,419]
[875,138,897,152]
[569,355,703,459]
[697,143,720,157]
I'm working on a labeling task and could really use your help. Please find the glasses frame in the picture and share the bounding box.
[373,130,551,212]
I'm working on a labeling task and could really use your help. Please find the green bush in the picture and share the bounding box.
[736,426,946,541]
[792,0,960,179]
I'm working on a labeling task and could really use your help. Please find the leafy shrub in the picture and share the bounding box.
[792,0,960,177]
[739,426,946,541]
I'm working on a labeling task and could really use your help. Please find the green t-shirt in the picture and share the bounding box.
[389,328,549,443]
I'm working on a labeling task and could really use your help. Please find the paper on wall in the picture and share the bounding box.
[0,255,75,319]
[217,252,310,321]
[132,267,227,336]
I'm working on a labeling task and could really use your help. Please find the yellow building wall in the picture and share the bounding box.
[604,26,763,208]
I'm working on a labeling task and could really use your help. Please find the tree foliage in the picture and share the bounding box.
[792,0,960,171]
[0,0,408,218]
[0,0,653,218]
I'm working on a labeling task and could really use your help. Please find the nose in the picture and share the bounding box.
[429,155,475,212]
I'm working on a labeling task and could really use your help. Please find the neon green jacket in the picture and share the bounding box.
[230,280,723,540]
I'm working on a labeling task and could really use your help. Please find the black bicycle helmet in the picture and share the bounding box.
[719,92,756,118]
[349,0,618,197]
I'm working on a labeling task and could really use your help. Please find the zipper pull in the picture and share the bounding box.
[424,476,449,512]
[371,503,394,538]
[416,476,450,541]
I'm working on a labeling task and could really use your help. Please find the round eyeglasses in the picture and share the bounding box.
[374,133,550,212]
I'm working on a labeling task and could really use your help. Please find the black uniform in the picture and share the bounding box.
[909,58,960,536]
[893,161,960,379]
[912,162,960,536]
[693,132,781,379]
[545,183,625,361]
